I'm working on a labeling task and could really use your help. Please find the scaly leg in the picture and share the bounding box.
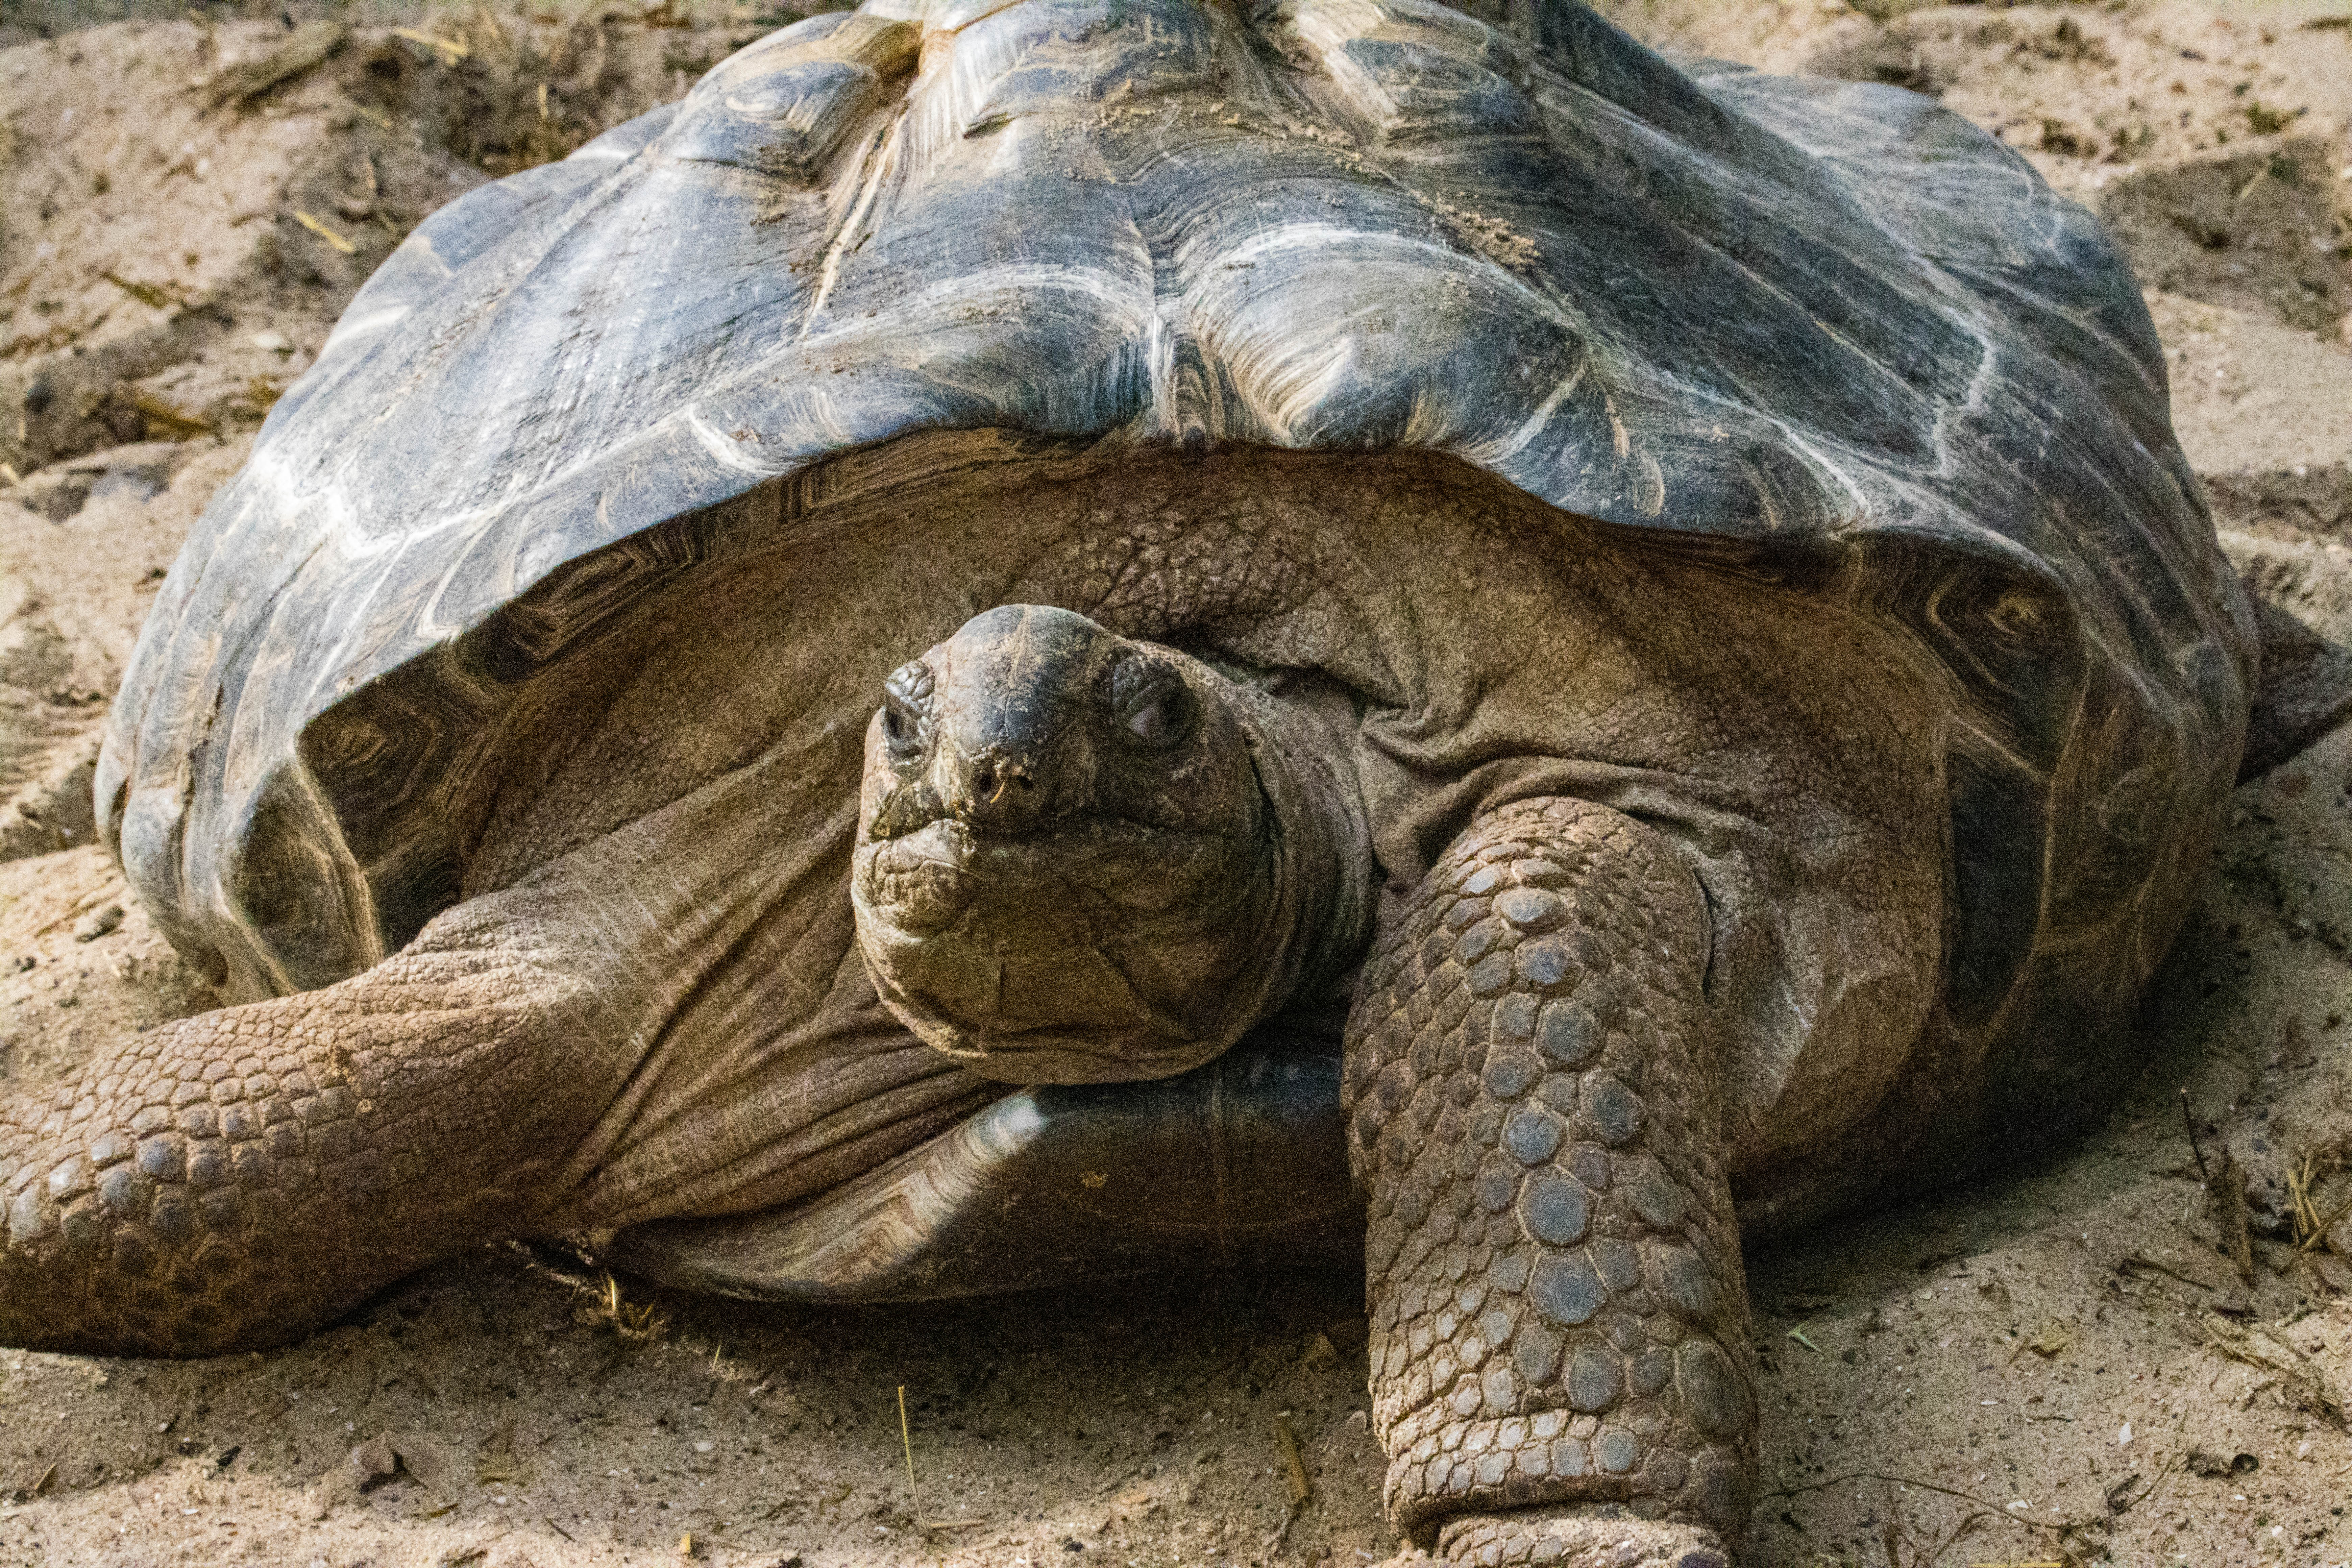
[0,748,984,1357]
[0,897,610,1357]
[1347,797,1756,1566]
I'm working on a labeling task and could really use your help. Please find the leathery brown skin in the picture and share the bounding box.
[851,604,1372,1087]
[853,609,1756,1563]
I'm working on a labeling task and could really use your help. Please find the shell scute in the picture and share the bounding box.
[661,12,918,178]
[949,0,1220,136]
[1275,0,1537,144]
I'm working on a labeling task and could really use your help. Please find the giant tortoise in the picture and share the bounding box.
[0,0,2303,1558]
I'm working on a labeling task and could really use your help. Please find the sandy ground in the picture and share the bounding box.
[2,2,2352,1565]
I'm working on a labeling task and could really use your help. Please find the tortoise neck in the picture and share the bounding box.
[1239,671,1376,1023]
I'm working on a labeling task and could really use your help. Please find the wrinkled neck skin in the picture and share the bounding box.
[1206,669,1375,1041]
[851,610,1372,1087]
[1239,671,1375,1028]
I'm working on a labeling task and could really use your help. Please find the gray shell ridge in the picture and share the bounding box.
[97,0,2252,1191]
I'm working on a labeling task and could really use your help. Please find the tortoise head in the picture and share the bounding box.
[851,605,1336,1084]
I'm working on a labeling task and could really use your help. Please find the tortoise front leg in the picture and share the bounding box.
[0,899,611,1358]
[1346,798,1756,1566]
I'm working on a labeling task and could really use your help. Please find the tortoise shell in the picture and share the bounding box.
[98,0,2251,1226]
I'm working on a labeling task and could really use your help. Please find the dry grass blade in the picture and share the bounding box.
[387,25,472,66]
[2304,1191,2352,1253]
[100,272,176,310]
[2198,1312,2347,1427]
[127,392,211,437]
[25,874,132,938]
[470,3,514,63]
[2010,1323,2072,1364]
[292,211,359,255]
[571,1270,669,1342]
[2289,1141,2352,1242]
[2178,1088,2212,1184]
[201,19,345,109]
[2288,1155,2322,1238]
[2291,1155,2352,1253]
[1273,1414,1311,1505]
[895,1385,988,1533]
[2117,1253,2216,1291]
[897,1383,924,1524]
[475,1418,523,1485]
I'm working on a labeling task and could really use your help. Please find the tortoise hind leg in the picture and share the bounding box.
[1346,797,1755,1565]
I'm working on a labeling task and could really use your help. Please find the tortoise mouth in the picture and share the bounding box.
[853,817,1246,939]
[850,816,1284,1085]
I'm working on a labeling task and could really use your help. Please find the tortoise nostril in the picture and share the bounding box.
[957,755,1038,822]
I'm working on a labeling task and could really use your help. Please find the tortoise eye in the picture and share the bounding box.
[881,661,932,761]
[1120,678,1194,749]
[1109,655,1195,751]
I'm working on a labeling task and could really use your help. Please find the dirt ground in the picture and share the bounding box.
[2,1,2352,1564]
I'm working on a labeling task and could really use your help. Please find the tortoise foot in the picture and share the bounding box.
[1437,1506,1729,1568]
